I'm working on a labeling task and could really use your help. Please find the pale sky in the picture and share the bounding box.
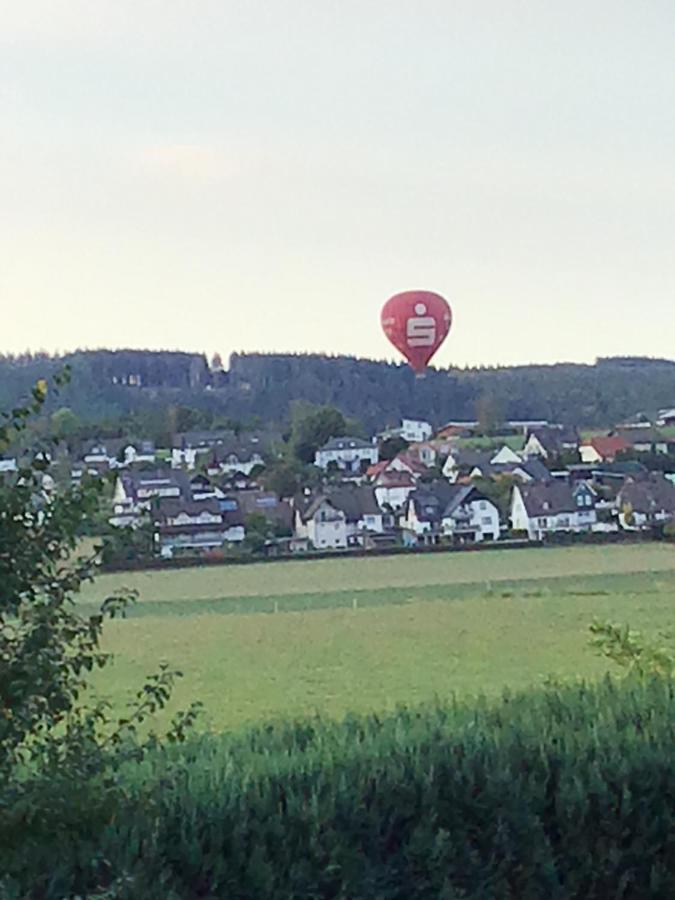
[2,1,674,368]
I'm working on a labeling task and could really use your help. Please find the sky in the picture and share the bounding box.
[1,1,674,369]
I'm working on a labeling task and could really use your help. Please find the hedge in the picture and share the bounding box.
[2,676,674,898]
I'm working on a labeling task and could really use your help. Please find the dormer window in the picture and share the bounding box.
[542,501,550,511]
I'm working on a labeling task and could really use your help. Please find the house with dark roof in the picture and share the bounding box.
[523,427,580,460]
[80,438,156,469]
[400,482,500,544]
[235,490,293,533]
[153,497,245,558]
[293,486,384,549]
[510,480,597,540]
[467,457,551,484]
[293,494,348,550]
[110,469,190,527]
[617,474,675,530]
[205,445,265,477]
[314,437,379,473]
[613,427,675,455]
[442,445,523,482]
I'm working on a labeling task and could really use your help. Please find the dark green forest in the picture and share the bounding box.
[1,350,674,431]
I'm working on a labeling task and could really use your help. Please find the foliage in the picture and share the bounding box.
[4,350,675,434]
[471,473,519,517]
[590,620,675,678]
[475,391,504,435]
[258,457,319,498]
[0,377,201,877]
[379,436,409,460]
[3,676,675,897]
[288,402,355,463]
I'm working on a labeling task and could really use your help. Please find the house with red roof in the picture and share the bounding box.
[579,435,631,464]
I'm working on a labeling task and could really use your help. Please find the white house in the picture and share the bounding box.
[293,496,348,549]
[0,457,17,473]
[400,418,433,443]
[511,481,597,541]
[207,448,265,477]
[314,437,379,473]
[441,486,500,542]
[154,497,245,558]
[373,470,417,511]
[82,439,156,469]
[400,482,500,543]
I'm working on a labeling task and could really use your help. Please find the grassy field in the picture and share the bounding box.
[87,544,675,731]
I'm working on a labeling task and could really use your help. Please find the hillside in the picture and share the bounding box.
[1,350,675,430]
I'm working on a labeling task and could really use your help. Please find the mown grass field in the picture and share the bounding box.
[85,544,675,730]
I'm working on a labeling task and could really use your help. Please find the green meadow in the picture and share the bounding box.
[85,544,675,730]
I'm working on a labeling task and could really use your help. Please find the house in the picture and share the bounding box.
[400,482,500,544]
[80,438,156,469]
[387,452,428,479]
[235,490,293,533]
[110,469,190,527]
[154,497,245,558]
[442,445,521,482]
[0,456,17,473]
[442,449,489,482]
[327,486,384,543]
[468,457,551,483]
[171,430,236,469]
[613,427,674,455]
[579,435,631,464]
[656,408,675,427]
[441,485,500,542]
[616,474,675,530]
[510,481,597,540]
[379,418,433,443]
[293,495,348,550]
[314,437,379,473]
[206,446,265,477]
[293,486,384,549]
[399,482,455,540]
[523,427,579,460]
[373,469,417,511]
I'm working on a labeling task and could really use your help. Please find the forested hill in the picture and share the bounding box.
[1,350,675,430]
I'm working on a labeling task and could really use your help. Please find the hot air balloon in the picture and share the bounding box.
[380,290,452,375]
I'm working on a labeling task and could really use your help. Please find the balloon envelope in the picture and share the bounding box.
[380,290,452,374]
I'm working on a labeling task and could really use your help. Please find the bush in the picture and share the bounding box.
[3,676,675,898]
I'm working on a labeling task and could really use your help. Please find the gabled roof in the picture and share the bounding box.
[516,481,579,517]
[155,497,222,522]
[366,461,389,478]
[375,469,416,488]
[120,468,190,500]
[393,453,429,475]
[407,481,458,523]
[618,474,675,515]
[526,426,579,454]
[584,435,631,459]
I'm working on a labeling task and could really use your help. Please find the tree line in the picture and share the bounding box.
[2,350,675,432]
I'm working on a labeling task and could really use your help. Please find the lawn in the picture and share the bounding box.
[89,544,675,731]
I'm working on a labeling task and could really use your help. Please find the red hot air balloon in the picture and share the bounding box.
[380,290,452,375]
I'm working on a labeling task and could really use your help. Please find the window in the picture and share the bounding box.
[480,501,486,510]
[482,517,492,525]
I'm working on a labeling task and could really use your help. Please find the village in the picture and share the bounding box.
[5,408,675,563]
